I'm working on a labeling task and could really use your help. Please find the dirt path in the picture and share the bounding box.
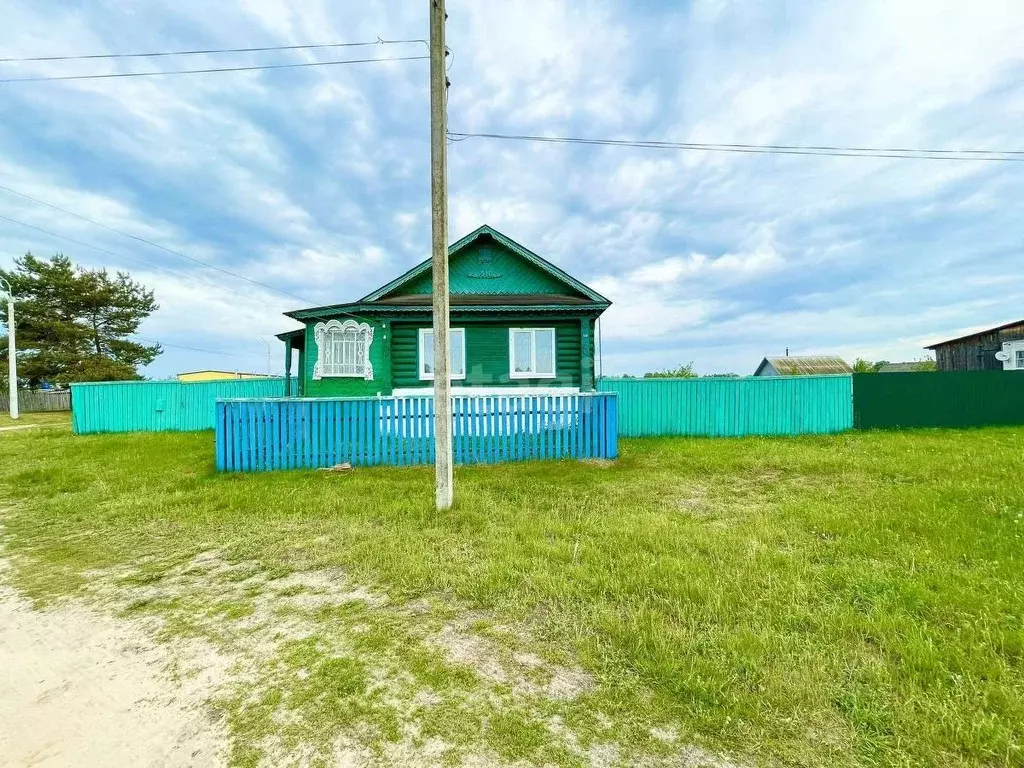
[0,571,228,768]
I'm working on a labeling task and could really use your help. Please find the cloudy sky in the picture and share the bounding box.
[1,1,1022,377]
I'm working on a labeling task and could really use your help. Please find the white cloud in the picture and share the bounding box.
[2,0,1023,378]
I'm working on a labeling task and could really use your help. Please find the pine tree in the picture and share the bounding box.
[0,253,160,386]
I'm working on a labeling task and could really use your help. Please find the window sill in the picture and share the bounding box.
[509,372,556,380]
[420,374,468,381]
[322,373,370,379]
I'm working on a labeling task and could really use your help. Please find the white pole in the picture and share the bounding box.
[1,278,17,420]
[429,0,453,510]
[258,336,272,376]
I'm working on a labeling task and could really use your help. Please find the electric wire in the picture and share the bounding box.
[0,38,426,63]
[0,55,428,84]
[447,131,1024,162]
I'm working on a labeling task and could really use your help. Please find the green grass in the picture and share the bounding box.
[1,420,1023,767]
[0,411,69,428]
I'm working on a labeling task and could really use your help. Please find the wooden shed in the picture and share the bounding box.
[925,320,1024,372]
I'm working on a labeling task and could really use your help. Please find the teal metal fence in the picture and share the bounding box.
[215,393,618,472]
[597,375,853,437]
[71,378,285,434]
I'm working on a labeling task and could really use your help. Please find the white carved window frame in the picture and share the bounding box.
[312,319,374,380]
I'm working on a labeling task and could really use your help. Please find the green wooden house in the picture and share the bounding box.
[276,225,611,398]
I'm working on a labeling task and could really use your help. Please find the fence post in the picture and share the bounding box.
[215,402,226,472]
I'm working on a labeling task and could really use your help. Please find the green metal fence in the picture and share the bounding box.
[596,375,853,437]
[71,378,285,434]
[853,371,1024,429]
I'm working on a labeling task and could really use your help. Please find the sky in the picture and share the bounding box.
[0,0,1022,378]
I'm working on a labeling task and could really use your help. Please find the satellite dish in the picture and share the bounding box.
[995,350,1011,362]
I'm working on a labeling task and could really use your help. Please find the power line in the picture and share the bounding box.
[0,54,428,84]
[0,187,376,327]
[132,336,253,357]
[0,38,426,63]
[447,131,1024,162]
[0,183,313,303]
[0,213,280,305]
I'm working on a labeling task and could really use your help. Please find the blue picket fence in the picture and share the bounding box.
[215,393,618,472]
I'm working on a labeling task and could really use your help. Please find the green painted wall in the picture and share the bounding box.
[396,241,574,297]
[302,318,393,397]
[390,320,587,389]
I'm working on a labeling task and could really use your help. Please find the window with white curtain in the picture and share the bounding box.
[420,327,466,380]
[509,328,556,378]
[313,319,374,380]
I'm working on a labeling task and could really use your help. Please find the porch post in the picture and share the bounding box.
[283,339,292,397]
[580,318,594,391]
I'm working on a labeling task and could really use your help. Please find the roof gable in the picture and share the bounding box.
[758,355,852,375]
[360,225,609,304]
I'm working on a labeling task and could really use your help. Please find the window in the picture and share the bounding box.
[509,328,556,378]
[1016,350,1024,370]
[419,327,466,380]
[313,319,374,380]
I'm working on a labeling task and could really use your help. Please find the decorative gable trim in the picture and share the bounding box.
[358,225,610,305]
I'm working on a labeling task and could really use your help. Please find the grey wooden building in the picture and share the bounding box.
[753,355,852,376]
[926,319,1024,371]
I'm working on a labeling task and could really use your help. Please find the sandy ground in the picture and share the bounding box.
[0,569,227,768]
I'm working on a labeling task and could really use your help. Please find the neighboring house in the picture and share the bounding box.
[177,370,271,382]
[276,225,611,397]
[878,361,930,373]
[753,355,853,376]
[925,320,1024,372]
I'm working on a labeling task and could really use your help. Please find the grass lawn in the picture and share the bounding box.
[1,420,1022,767]
[0,410,69,428]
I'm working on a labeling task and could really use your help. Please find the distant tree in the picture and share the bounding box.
[915,357,938,372]
[643,362,697,379]
[852,358,885,373]
[0,253,160,386]
[703,373,740,378]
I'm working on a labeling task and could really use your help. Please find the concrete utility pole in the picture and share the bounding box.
[0,277,17,420]
[429,0,453,510]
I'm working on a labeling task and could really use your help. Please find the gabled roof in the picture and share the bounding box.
[878,361,927,373]
[359,225,610,304]
[756,355,852,376]
[925,319,1024,349]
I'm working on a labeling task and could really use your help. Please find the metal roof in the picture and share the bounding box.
[759,355,853,375]
[375,293,596,306]
[925,319,1024,349]
[878,361,927,373]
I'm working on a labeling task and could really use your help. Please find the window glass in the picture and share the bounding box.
[535,329,555,374]
[328,328,363,376]
[513,331,533,373]
[421,328,465,378]
[421,330,435,376]
[451,329,466,376]
[1016,349,1024,369]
